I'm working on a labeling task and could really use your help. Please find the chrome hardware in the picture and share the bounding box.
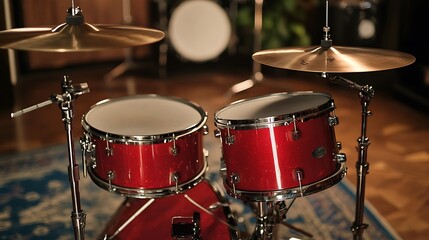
[171,172,180,192]
[225,124,235,145]
[335,153,347,163]
[336,142,343,150]
[170,135,179,156]
[219,157,227,177]
[107,171,115,192]
[294,169,304,197]
[230,173,240,196]
[79,133,91,178]
[291,115,301,140]
[214,128,221,138]
[202,125,209,135]
[329,115,339,126]
[105,134,113,157]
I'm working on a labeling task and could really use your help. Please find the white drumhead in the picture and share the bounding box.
[84,95,205,136]
[216,92,332,121]
[169,0,231,62]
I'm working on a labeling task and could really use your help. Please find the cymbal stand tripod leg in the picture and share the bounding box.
[327,74,374,240]
[10,76,90,240]
[104,0,143,82]
[225,0,264,97]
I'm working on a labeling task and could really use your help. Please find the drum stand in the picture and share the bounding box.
[248,199,313,240]
[11,75,90,240]
[326,74,374,240]
[225,0,264,97]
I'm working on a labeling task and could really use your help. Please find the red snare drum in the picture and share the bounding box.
[214,92,346,201]
[81,95,208,198]
[98,180,239,240]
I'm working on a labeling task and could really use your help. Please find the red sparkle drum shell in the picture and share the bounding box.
[81,95,208,198]
[98,180,238,240]
[214,92,343,197]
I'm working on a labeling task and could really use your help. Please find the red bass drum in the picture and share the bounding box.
[98,180,239,240]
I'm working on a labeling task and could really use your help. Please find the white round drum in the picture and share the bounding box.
[168,0,231,62]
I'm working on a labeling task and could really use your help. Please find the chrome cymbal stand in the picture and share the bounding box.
[104,0,140,82]
[225,0,264,97]
[11,75,90,240]
[327,74,374,240]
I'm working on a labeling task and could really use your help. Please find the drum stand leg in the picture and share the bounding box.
[225,0,264,98]
[104,0,149,82]
[11,75,90,240]
[327,74,374,240]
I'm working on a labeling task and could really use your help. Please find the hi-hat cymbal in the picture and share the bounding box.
[252,45,416,73]
[0,16,164,52]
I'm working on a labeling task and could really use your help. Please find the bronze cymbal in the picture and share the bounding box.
[0,22,165,52]
[252,45,416,73]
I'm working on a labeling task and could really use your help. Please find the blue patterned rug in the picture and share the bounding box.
[0,143,401,240]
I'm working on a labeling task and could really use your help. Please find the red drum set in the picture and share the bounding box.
[2,0,416,240]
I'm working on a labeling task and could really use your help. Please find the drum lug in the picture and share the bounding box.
[225,123,235,145]
[329,115,339,126]
[291,115,301,140]
[107,171,116,192]
[335,152,347,163]
[170,136,179,156]
[171,172,180,193]
[214,128,221,138]
[202,125,209,135]
[293,169,304,197]
[80,133,92,178]
[219,157,227,177]
[336,141,343,150]
[230,173,240,196]
[105,135,113,157]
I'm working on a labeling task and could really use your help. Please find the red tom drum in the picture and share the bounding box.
[81,95,208,198]
[214,92,347,201]
[98,180,239,240]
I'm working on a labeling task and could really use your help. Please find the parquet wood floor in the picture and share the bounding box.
[1,58,428,239]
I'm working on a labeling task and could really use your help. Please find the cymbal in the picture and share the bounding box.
[0,22,165,52]
[252,45,416,73]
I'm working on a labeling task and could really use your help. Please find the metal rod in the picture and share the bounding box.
[108,199,155,240]
[11,100,53,118]
[225,0,264,97]
[325,74,373,239]
[58,76,87,240]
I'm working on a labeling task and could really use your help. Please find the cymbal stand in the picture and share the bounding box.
[11,75,90,240]
[104,0,140,82]
[225,0,264,97]
[326,74,374,240]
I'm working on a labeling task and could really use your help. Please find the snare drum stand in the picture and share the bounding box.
[11,75,90,240]
[327,74,374,240]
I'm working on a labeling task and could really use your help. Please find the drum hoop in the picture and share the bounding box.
[223,162,346,202]
[82,94,207,144]
[214,92,335,130]
[87,156,208,199]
